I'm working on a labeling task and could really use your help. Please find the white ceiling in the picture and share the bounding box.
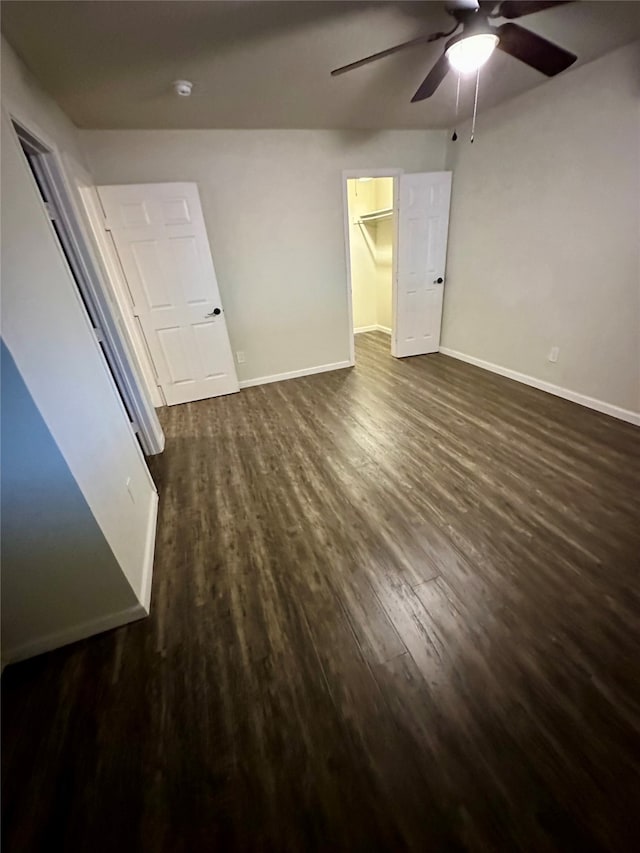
[2,1,639,130]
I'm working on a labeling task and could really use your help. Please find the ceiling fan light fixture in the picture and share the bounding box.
[446,33,499,74]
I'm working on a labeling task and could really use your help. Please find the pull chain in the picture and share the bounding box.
[451,71,461,142]
[471,68,480,143]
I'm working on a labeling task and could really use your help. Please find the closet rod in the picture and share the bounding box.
[355,207,393,224]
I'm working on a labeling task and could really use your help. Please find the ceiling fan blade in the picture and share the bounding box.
[496,22,577,75]
[498,1,573,20]
[411,52,450,102]
[331,26,456,76]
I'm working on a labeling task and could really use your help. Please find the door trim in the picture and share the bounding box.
[341,168,403,364]
[6,105,164,457]
[70,164,165,409]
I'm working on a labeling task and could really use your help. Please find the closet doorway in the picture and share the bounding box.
[343,168,452,364]
[344,170,399,362]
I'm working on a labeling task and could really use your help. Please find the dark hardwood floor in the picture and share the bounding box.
[3,331,640,852]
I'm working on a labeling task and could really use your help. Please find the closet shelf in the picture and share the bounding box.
[355,207,393,224]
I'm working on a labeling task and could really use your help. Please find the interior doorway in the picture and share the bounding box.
[344,169,453,364]
[344,171,399,362]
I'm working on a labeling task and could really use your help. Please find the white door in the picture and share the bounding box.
[393,171,452,358]
[98,182,239,406]
[74,180,163,409]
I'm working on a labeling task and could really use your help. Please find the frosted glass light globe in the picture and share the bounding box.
[446,33,499,74]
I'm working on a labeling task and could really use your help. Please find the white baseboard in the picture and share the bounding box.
[4,493,158,665]
[239,360,353,390]
[139,490,159,613]
[439,347,640,427]
[4,602,148,664]
[355,324,392,335]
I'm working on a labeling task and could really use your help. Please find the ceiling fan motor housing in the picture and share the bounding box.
[448,6,495,47]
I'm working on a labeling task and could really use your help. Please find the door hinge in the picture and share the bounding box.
[94,326,105,343]
[130,420,140,434]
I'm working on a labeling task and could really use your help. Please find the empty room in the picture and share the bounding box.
[1,1,639,850]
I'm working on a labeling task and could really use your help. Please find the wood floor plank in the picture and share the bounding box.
[3,331,640,852]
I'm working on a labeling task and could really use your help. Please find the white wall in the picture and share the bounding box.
[443,42,640,418]
[348,179,379,330]
[1,38,157,659]
[1,344,141,661]
[1,36,87,169]
[374,178,394,332]
[348,177,394,333]
[81,129,448,381]
[375,221,393,332]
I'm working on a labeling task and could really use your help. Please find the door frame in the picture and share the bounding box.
[69,164,165,408]
[341,168,403,364]
[5,103,164,456]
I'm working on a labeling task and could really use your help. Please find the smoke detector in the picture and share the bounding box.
[173,80,193,97]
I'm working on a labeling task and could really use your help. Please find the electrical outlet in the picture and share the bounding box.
[548,346,560,363]
[236,351,245,364]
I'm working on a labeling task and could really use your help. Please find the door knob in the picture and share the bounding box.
[434,277,444,284]
[205,307,221,317]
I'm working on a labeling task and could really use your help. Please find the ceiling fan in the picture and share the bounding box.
[331,1,578,102]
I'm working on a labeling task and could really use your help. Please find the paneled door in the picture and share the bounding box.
[98,182,239,405]
[394,172,452,358]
